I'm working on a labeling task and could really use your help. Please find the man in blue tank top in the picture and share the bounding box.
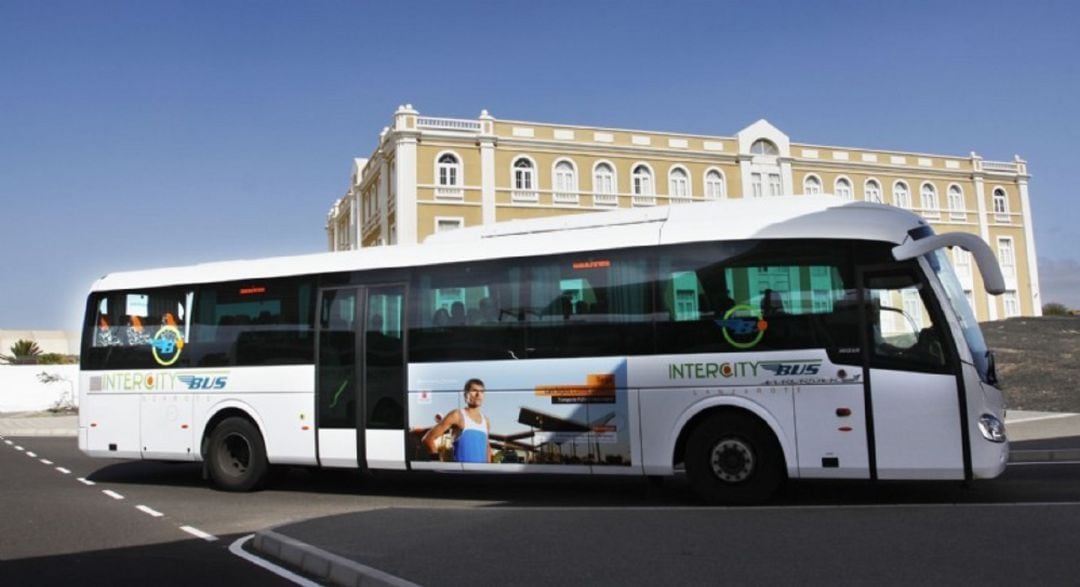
[422,378,491,463]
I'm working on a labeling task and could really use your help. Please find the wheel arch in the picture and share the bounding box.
[670,397,795,476]
[198,401,266,461]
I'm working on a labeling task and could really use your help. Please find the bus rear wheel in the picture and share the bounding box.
[207,417,268,492]
[685,412,783,505]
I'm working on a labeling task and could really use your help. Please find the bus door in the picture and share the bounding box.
[315,285,407,470]
[859,267,965,480]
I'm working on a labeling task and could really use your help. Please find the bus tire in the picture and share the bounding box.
[206,417,268,492]
[684,412,783,505]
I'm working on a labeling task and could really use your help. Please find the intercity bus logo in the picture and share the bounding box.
[176,375,228,390]
[150,325,185,367]
[715,305,768,349]
[668,359,823,381]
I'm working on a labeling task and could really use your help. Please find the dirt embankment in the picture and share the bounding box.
[981,316,1080,413]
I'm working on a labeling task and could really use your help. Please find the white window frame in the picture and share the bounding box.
[751,173,763,198]
[592,161,618,207]
[893,180,911,209]
[434,216,465,234]
[631,163,656,206]
[834,176,853,201]
[803,174,822,196]
[997,237,1016,281]
[511,156,538,203]
[668,165,691,204]
[920,182,939,217]
[552,158,579,205]
[768,173,782,197]
[704,168,726,200]
[992,187,1010,222]
[947,184,966,220]
[435,151,464,200]
[864,178,883,203]
[1002,291,1020,318]
[751,139,779,156]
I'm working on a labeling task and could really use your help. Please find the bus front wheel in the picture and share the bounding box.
[684,412,783,505]
[206,417,268,492]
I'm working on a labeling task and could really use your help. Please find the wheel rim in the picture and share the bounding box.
[709,438,755,483]
[220,432,251,477]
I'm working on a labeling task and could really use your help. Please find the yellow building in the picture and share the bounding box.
[327,105,1041,320]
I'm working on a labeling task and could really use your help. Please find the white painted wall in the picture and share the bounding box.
[0,365,80,412]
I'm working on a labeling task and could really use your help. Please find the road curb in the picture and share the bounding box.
[0,429,76,437]
[1008,449,1080,463]
[252,528,420,587]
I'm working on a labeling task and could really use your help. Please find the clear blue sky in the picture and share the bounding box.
[2,0,1078,332]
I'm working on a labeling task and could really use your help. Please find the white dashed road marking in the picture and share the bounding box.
[14,445,24,451]
[136,505,164,518]
[180,526,217,542]
[103,490,125,500]
[26,451,37,458]
[40,459,53,465]
[77,478,95,486]
[56,467,71,474]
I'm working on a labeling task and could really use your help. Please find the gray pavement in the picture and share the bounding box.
[0,412,77,437]
[6,409,1080,586]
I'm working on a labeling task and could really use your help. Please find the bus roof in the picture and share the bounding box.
[91,196,929,292]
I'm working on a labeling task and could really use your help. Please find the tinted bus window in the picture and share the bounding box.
[521,251,654,358]
[409,250,655,362]
[654,240,861,356]
[190,277,314,367]
[409,260,525,362]
[83,288,194,370]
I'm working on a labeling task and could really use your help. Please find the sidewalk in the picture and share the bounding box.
[0,412,77,437]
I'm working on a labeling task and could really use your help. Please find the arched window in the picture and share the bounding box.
[512,157,537,202]
[803,175,822,195]
[920,182,939,215]
[750,139,779,156]
[992,188,1010,221]
[593,162,617,206]
[704,170,725,200]
[553,160,578,204]
[948,185,965,218]
[436,153,462,199]
[893,181,911,208]
[835,177,853,201]
[668,167,690,203]
[632,164,655,206]
[865,179,882,203]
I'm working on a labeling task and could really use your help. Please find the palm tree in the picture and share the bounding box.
[0,339,43,365]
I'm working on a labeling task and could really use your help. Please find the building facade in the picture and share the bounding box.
[326,105,1040,319]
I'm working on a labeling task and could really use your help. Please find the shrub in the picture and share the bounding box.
[38,353,79,365]
[1043,302,1071,316]
[0,339,43,365]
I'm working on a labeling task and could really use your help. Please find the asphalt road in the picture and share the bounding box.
[3,436,1080,585]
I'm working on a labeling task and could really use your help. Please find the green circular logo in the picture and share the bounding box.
[151,325,185,367]
[721,304,767,349]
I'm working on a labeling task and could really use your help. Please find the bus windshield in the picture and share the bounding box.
[928,249,993,384]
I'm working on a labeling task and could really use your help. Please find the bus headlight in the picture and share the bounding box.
[978,414,1006,443]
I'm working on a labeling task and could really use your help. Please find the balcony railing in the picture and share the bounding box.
[593,192,619,206]
[417,117,482,133]
[512,190,539,203]
[435,186,464,200]
[981,160,1018,173]
[553,191,580,205]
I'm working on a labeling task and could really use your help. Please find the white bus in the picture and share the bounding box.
[78,197,1009,504]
